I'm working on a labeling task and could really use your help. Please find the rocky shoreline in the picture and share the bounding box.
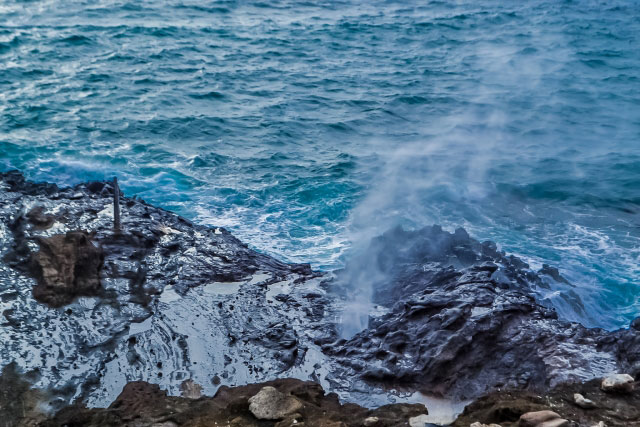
[0,170,638,426]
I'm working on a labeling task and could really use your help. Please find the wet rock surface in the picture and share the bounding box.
[0,363,48,427]
[0,170,331,410]
[41,378,428,427]
[325,226,640,401]
[0,171,639,426]
[31,231,104,307]
[452,378,640,427]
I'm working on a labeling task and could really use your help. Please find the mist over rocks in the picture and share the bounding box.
[0,171,639,426]
[326,225,640,401]
[334,224,576,308]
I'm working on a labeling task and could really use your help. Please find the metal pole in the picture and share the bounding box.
[113,177,121,231]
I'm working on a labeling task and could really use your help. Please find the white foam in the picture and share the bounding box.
[409,393,470,426]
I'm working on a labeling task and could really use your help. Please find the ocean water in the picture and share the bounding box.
[0,0,638,330]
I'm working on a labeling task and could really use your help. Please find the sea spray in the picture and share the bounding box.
[337,37,556,335]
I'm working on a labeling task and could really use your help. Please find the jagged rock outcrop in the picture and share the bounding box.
[324,226,640,401]
[0,170,639,426]
[41,378,428,427]
[452,378,640,426]
[0,170,329,410]
[31,230,104,307]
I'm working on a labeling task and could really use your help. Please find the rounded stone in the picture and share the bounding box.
[248,386,303,420]
[600,374,635,394]
[573,393,596,409]
[519,410,563,427]
[363,416,379,426]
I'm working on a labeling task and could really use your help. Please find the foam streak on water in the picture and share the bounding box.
[0,0,639,329]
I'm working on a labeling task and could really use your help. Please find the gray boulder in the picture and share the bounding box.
[601,374,635,393]
[248,386,303,420]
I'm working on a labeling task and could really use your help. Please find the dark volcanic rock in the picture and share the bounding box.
[26,206,55,229]
[1,170,639,423]
[326,226,640,401]
[0,171,339,409]
[452,378,640,427]
[42,378,428,427]
[0,363,47,427]
[31,231,104,307]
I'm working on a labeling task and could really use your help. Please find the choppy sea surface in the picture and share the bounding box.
[0,0,638,330]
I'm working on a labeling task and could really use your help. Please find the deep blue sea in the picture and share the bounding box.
[0,0,639,330]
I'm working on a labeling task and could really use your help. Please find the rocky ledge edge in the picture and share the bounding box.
[0,170,638,427]
[5,365,639,427]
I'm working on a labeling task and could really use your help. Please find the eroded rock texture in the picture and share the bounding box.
[325,226,640,401]
[0,363,48,427]
[452,378,640,427]
[42,378,427,427]
[0,170,639,425]
[31,231,104,307]
[0,171,331,410]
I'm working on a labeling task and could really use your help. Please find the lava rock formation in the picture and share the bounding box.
[0,171,638,427]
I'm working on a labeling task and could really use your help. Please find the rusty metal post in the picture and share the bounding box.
[113,177,121,231]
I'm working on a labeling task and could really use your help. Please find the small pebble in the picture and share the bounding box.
[363,416,379,426]
[573,393,596,409]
